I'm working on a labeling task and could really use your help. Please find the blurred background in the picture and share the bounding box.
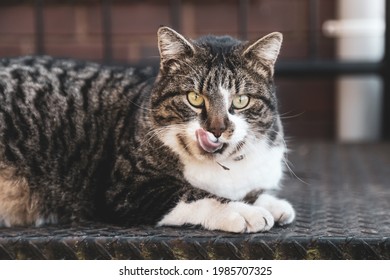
[0,0,389,142]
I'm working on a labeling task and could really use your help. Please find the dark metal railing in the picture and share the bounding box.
[383,0,390,139]
[101,0,113,63]
[34,0,45,55]
[276,61,384,77]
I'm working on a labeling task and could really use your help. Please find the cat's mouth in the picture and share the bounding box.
[195,128,224,154]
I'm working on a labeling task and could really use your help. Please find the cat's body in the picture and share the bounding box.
[0,27,295,232]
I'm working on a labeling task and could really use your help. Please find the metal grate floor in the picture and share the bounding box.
[0,142,389,259]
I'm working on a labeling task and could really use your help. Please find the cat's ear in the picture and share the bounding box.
[157,26,195,67]
[242,32,283,70]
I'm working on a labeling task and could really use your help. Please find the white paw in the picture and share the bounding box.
[254,194,295,226]
[157,198,275,233]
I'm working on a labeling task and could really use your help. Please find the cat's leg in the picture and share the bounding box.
[157,197,274,233]
[0,166,49,227]
[253,193,295,226]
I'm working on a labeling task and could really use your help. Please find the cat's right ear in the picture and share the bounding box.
[157,26,195,68]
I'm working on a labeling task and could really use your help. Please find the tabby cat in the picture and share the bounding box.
[0,27,295,233]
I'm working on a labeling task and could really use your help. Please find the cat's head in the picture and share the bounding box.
[151,27,283,162]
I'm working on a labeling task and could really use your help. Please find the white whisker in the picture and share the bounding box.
[264,129,308,185]
[279,111,306,120]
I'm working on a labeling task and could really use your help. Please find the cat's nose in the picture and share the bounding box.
[210,126,225,138]
[208,116,228,138]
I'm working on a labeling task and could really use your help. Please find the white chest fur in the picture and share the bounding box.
[182,141,285,200]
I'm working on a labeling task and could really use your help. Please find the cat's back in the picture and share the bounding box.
[0,56,102,97]
[0,55,151,105]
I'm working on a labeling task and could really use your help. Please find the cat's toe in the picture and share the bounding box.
[254,194,295,226]
[273,200,295,225]
[218,211,248,233]
[264,200,295,225]
[228,202,274,233]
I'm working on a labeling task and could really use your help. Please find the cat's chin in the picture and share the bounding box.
[197,143,226,156]
[192,142,229,162]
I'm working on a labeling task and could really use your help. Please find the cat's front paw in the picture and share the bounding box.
[157,198,274,233]
[254,194,295,226]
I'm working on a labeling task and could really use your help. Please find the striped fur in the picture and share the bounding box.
[0,27,295,232]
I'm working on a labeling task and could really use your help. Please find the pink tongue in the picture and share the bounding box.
[195,128,223,153]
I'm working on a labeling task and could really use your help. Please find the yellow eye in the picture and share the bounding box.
[187,92,205,108]
[232,95,250,109]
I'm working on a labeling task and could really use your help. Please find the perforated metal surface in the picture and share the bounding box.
[0,142,389,259]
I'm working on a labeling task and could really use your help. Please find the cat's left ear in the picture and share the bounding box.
[157,26,195,68]
[242,32,283,70]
